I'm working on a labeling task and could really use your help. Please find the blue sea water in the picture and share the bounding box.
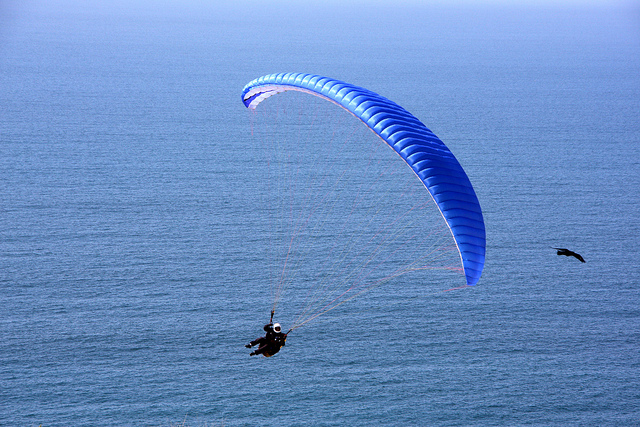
[1,1,639,426]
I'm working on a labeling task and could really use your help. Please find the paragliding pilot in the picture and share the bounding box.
[245,311,288,357]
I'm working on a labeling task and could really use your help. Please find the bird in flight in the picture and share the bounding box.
[551,247,586,263]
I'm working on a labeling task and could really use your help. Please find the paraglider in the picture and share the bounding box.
[245,322,288,357]
[242,73,485,287]
[241,73,486,345]
[245,311,288,357]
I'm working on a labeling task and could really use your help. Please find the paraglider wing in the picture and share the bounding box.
[242,73,485,286]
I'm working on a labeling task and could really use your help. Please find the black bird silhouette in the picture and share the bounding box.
[552,247,586,263]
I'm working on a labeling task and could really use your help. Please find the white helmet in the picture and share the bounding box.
[273,323,281,333]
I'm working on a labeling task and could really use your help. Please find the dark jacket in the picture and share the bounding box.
[250,324,287,357]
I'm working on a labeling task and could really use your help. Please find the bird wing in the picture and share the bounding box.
[551,247,585,262]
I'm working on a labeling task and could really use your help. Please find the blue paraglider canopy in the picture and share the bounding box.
[242,73,485,287]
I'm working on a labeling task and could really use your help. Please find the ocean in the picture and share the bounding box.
[1,1,639,425]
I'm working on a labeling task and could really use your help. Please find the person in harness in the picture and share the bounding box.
[245,322,288,357]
